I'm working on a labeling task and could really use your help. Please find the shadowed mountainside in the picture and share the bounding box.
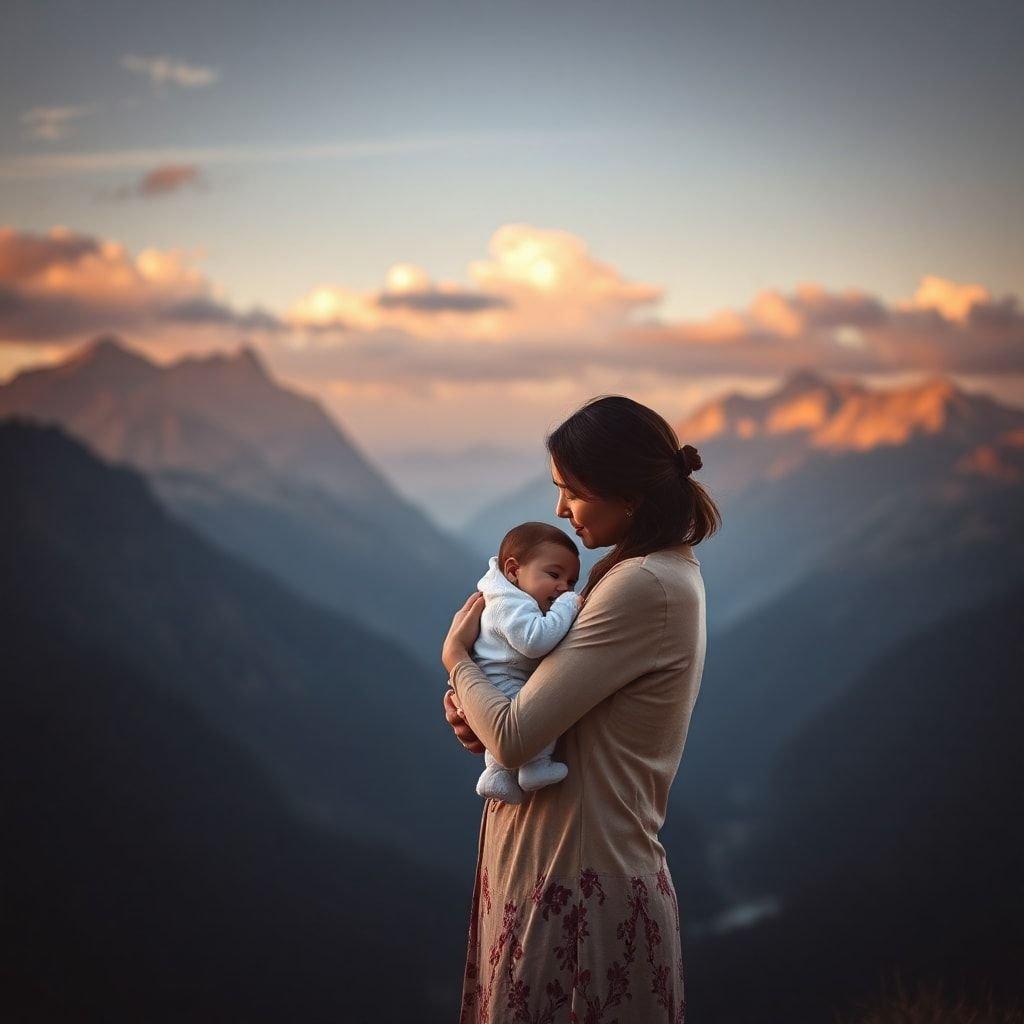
[0,335,481,668]
[0,417,482,875]
[674,432,1024,824]
[684,581,1024,1023]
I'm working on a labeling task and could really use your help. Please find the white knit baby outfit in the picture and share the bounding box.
[471,555,581,803]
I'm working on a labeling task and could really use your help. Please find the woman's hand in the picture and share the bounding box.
[442,591,485,674]
[443,688,485,754]
[441,591,486,754]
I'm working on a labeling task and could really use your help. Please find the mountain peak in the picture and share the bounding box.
[56,336,160,392]
[776,366,831,397]
[676,367,1023,456]
[914,373,959,400]
[174,344,272,382]
[68,334,155,371]
[232,343,270,376]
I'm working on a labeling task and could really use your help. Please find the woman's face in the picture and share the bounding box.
[549,456,632,549]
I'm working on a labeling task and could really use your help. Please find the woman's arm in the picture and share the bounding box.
[448,563,668,770]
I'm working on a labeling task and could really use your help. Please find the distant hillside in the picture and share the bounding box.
[676,368,1024,627]
[0,335,481,668]
[374,442,548,532]
[745,579,1024,907]
[682,582,1024,1024]
[0,418,481,874]
[673,433,1024,824]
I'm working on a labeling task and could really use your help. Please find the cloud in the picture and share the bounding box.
[616,278,1023,377]
[138,163,204,196]
[288,224,662,342]
[371,261,509,312]
[161,297,282,331]
[0,228,100,279]
[282,224,1016,387]
[106,163,206,200]
[2,224,1020,393]
[0,226,277,342]
[20,105,95,142]
[0,131,586,181]
[376,290,509,313]
[898,274,992,324]
[120,54,219,89]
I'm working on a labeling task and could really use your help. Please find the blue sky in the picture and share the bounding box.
[5,0,1022,311]
[2,0,1021,452]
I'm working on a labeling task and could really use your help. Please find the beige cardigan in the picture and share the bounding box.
[448,543,707,879]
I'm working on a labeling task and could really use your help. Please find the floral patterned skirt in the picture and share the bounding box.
[459,858,687,1023]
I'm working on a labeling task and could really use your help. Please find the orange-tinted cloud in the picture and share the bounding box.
[898,274,991,324]
[620,279,1020,377]
[282,227,1021,386]
[288,224,663,342]
[106,163,206,200]
[141,163,205,196]
[0,226,278,341]
[2,224,1021,391]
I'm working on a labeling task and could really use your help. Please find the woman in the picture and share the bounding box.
[442,394,719,1024]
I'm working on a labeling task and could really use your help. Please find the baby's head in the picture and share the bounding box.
[497,522,580,613]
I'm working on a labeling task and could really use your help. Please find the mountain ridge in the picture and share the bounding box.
[677,367,1022,454]
[0,416,480,873]
[0,334,481,666]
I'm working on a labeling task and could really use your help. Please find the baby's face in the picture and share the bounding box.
[506,541,580,613]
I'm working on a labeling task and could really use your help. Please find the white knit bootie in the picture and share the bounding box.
[476,764,526,804]
[518,757,569,792]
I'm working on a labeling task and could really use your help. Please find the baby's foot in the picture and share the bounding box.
[476,766,526,804]
[518,759,569,792]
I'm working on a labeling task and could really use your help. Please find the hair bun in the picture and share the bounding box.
[676,444,701,476]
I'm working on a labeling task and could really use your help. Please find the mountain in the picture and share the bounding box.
[0,417,482,874]
[669,380,1024,829]
[375,442,549,532]
[675,369,1024,623]
[0,335,481,668]
[676,367,1022,483]
[462,369,1024,628]
[2,601,464,1022]
[672,456,1024,825]
[681,583,1024,1024]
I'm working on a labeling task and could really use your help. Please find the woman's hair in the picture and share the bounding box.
[498,521,579,576]
[546,394,721,597]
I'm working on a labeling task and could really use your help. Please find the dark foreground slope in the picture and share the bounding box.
[1,599,464,1022]
[684,582,1024,1023]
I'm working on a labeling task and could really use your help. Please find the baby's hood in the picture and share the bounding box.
[477,555,529,602]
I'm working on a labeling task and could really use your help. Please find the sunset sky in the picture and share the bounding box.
[2,0,1022,456]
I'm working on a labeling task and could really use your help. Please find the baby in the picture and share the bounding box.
[471,521,582,804]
